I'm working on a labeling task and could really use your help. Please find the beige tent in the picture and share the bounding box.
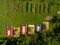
[13,27,20,37]
[42,22,49,32]
[28,25,35,34]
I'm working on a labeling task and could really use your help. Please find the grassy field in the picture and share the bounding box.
[0,0,60,37]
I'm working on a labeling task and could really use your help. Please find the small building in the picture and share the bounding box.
[28,25,35,34]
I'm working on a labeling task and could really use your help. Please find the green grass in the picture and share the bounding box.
[0,0,59,37]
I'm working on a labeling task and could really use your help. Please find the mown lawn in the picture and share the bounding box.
[0,0,59,38]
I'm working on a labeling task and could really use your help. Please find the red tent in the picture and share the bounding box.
[6,26,8,37]
[10,26,13,37]
[6,26,13,37]
[21,25,27,35]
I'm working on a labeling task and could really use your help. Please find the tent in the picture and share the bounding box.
[35,24,41,32]
[28,25,35,34]
[6,26,13,37]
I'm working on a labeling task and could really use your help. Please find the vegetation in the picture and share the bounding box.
[0,0,60,45]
